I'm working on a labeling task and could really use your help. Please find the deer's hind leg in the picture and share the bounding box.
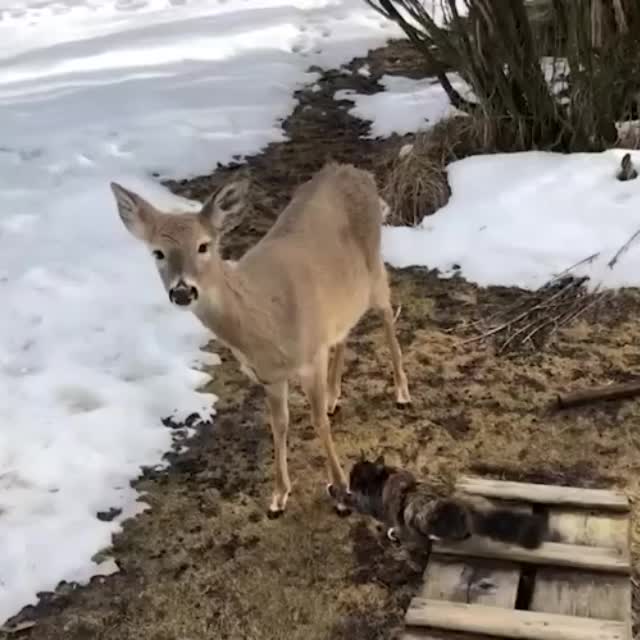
[300,348,350,515]
[327,341,346,416]
[371,265,411,406]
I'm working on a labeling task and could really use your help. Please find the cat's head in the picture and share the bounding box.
[348,453,391,497]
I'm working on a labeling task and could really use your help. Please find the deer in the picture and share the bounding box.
[110,162,410,518]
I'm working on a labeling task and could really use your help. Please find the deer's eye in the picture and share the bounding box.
[152,249,165,260]
[198,242,210,254]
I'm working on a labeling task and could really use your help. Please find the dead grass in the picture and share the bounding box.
[617,121,640,149]
[376,112,539,227]
[378,136,450,227]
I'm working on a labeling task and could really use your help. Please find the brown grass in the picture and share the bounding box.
[616,121,640,150]
[378,135,450,227]
[377,112,532,227]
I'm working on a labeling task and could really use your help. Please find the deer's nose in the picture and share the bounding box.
[169,281,198,307]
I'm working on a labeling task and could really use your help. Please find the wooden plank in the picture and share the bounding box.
[422,499,529,611]
[531,568,630,621]
[412,502,528,639]
[457,477,629,511]
[556,380,640,409]
[405,599,627,640]
[531,508,631,625]
[432,538,630,573]
[421,556,521,608]
[546,508,629,550]
[401,629,498,640]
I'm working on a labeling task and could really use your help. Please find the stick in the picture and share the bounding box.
[461,277,585,345]
[608,226,640,269]
[549,252,599,282]
[556,379,640,409]
[0,622,36,635]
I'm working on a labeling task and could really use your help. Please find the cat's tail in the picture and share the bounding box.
[468,502,547,549]
[410,495,548,550]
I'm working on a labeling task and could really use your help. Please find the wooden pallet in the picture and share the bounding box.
[402,477,632,640]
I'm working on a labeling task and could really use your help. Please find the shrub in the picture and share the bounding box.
[365,0,640,152]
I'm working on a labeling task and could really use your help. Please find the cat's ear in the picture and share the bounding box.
[373,454,386,468]
[359,449,367,462]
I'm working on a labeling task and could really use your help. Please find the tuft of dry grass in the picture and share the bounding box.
[616,120,640,150]
[375,113,488,228]
[377,132,451,227]
[376,112,539,227]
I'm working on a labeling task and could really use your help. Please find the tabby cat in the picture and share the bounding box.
[344,455,547,549]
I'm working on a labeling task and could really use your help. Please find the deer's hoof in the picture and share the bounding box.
[327,404,341,417]
[327,484,351,517]
[395,386,411,407]
[267,507,285,520]
[334,503,352,518]
[327,483,350,500]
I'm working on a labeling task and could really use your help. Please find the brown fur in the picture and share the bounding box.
[111,163,410,515]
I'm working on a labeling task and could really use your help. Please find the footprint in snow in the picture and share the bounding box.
[115,0,148,10]
[57,386,104,414]
[51,4,71,14]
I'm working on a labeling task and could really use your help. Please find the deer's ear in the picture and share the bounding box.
[110,182,156,241]
[200,177,249,236]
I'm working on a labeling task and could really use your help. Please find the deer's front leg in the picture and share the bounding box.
[300,349,350,516]
[265,381,291,518]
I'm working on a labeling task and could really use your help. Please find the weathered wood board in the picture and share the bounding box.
[401,477,632,640]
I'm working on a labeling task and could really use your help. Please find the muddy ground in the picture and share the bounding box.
[6,40,640,640]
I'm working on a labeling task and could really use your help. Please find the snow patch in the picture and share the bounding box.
[335,73,472,138]
[382,149,640,290]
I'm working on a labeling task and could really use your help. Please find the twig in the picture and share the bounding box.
[548,252,600,282]
[467,255,599,335]
[0,622,36,635]
[608,226,640,269]
[556,291,607,327]
[497,316,540,354]
[460,276,585,346]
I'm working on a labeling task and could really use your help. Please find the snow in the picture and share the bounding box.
[0,0,401,625]
[383,149,640,290]
[335,73,472,138]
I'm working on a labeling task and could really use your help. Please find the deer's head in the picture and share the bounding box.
[111,178,248,309]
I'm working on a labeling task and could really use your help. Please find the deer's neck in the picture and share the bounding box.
[194,259,273,358]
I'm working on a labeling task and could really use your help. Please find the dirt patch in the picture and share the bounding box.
[346,38,448,80]
[14,264,640,640]
[7,41,640,640]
